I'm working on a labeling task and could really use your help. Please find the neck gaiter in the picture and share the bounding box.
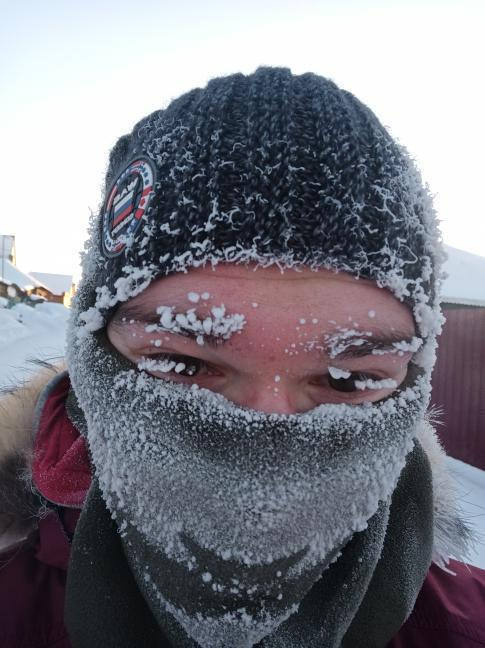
[67,331,429,648]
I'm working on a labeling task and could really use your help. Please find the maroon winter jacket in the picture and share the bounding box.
[1,373,485,647]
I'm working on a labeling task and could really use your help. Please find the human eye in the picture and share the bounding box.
[326,368,398,393]
[138,353,210,378]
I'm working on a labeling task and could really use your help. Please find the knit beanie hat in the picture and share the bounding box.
[75,66,444,357]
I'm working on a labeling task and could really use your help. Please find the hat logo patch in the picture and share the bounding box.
[102,158,155,257]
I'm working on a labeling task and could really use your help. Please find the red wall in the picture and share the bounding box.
[430,306,485,470]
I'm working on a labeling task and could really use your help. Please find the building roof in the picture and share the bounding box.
[0,259,45,290]
[29,272,73,296]
[442,245,485,307]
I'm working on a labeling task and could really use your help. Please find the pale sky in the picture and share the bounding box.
[1,0,484,279]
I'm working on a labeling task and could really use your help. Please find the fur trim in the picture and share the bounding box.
[0,368,476,565]
[416,412,476,569]
[0,362,64,550]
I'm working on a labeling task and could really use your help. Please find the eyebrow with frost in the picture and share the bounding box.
[109,301,420,360]
[324,331,421,360]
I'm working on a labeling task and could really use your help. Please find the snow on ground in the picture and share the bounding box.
[0,300,484,569]
[0,301,68,386]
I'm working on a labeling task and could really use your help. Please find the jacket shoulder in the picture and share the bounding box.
[389,560,485,647]
[0,513,73,648]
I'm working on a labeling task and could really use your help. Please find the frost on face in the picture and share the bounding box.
[138,357,189,374]
[354,377,398,391]
[328,367,398,393]
[186,291,211,304]
[324,328,374,359]
[67,323,430,647]
[76,264,157,338]
[78,307,104,337]
[144,303,246,346]
[371,336,423,357]
[328,367,351,380]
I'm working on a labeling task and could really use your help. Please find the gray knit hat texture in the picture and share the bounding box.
[76,67,443,333]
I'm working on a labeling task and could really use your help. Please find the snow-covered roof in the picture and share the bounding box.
[0,259,45,290]
[442,245,485,307]
[29,272,73,295]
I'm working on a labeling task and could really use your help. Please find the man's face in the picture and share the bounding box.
[107,264,417,414]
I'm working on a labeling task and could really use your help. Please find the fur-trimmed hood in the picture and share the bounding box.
[0,366,475,565]
[0,364,64,551]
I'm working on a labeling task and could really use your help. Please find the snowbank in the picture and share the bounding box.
[0,301,68,386]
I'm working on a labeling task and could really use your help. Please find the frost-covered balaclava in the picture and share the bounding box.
[66,67,446,648]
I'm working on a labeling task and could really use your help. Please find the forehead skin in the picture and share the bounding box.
[111,263,415,340]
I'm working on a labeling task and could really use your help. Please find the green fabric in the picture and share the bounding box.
[65,443,433,648]
[341,441,433,647]
[64,479,168,647]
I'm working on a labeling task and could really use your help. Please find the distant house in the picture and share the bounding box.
[1,235,46,299]
[0,261,45,293]
[430,245,485,470]
[30,272,76,307]
[1,234,76,307]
